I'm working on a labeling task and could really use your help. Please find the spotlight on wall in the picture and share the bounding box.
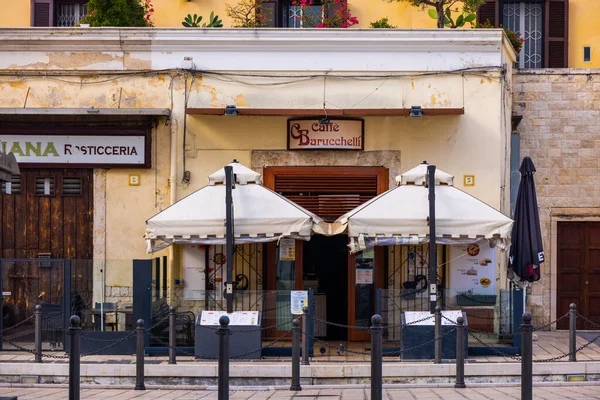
[410,106,423,117]
[318,117,330,125]
[224,105,238,116]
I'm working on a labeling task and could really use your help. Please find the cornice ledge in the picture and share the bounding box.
[0,28,505,54]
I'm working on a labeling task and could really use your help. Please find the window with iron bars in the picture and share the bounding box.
[55,3,88,27]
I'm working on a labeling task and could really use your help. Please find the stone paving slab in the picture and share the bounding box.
[1,385,600,399]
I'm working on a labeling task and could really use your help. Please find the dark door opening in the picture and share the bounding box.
[303,235,348,341]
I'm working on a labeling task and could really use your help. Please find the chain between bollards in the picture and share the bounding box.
[218,315,231,400]
[290,318,301,391]
[454,316,466,389]
[434,305,442,364]
[569,303,577,362]
[34,305,42,363]
[521,312,533,400]
[370,314,383,400]
[135,319,145,391]
[302,306,309,365]
[68,315,81,400]
[169,306,176,365]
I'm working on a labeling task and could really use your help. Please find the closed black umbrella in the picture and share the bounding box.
[508,157,544,282]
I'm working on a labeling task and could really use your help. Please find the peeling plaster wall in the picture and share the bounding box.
[0,33,512,294]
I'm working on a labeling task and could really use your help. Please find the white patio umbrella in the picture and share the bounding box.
[328,162,513,252]
[145,161,323,252]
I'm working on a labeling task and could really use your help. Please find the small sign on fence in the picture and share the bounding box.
[290,291,308,315]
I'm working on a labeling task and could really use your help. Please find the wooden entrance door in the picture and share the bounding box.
[264,166,388,341]
[0,168,93,260]
[0,168,93,334]
[557,222,600,330]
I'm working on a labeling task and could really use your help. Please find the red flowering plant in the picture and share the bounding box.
[292,0,358,28]
[476,20,524,54]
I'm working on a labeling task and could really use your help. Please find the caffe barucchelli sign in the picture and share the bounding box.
[287,118,364,150]
[0,131,149,168]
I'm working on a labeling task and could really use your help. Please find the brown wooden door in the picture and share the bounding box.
[0,168,93,259]
[557,222,600,330]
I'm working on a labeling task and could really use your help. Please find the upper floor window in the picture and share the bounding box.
[261,0,345,28]
[31,0,87,27]
[477,0,568,68]
[283,1,323,28]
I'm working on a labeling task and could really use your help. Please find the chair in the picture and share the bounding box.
[94,302,117,331]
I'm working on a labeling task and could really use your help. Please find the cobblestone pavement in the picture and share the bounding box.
[1,386,600,399]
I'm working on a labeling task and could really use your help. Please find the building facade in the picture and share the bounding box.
[0,28,517,339]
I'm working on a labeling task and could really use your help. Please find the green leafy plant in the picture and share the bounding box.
[427,8,476,28]
[476,20,524,54]
[369,17,397,28]
[182,12,223,27]
[79,0,154,27]
[383,0,484,28]
[182,13,203,27]
[225,0,270,28]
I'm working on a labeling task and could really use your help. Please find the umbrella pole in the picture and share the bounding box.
[427,165,438,314]
[225,165,234,314]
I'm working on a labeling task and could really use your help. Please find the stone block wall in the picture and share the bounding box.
[513,69,600,326]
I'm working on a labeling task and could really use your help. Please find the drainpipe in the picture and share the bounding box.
[168,118,178,304]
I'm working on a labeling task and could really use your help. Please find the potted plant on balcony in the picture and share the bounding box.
[79,0,154,27]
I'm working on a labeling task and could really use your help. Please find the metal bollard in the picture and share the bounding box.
[569,303,577,362]
[218,316,231,400]
[135,319,146,391]
[454,316,466,389]
[290,318,302,391]
[35,305,42,363]
[302,306,310,365]
[434,305,442,364]
[68,315,81,400]
[521,312,533,400]
[169,306,176,365]
[370,314,383,400]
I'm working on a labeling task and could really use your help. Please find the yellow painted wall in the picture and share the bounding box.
[1,0,593,70]
[150,0,437,29]
[569,0,600,68]
[0,0,30,27]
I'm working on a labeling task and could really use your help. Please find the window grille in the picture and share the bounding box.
[62,176,83,196]
[1,175,21,195]
[35,177,55,196]
[502,1,544,68]
[56,3,87,27]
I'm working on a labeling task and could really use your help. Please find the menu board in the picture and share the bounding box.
[404,310,462,326]
[449,242,496,297]
[199,311,260,326]
[183,245,206,300]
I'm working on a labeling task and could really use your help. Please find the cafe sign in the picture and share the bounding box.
[287,117,364,150]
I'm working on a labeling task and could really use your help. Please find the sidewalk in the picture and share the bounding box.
[1,385,600,399]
